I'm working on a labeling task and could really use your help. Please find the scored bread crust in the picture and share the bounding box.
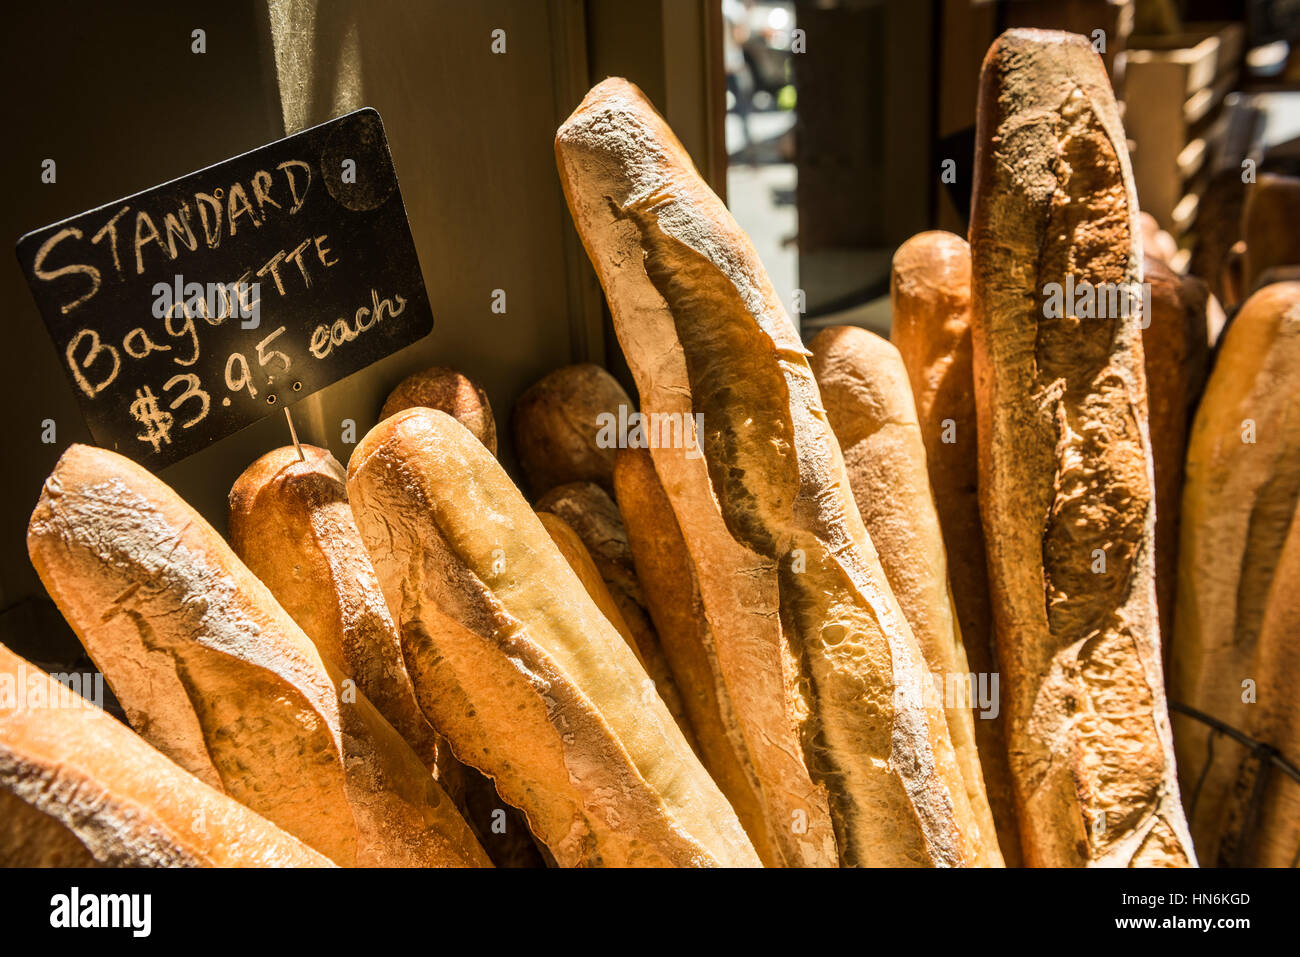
[613,446,830,867]
[535,481,696,750]
[970,29,1194,866]
[0,643,332,867]
[809,325,1003,867]
[1172,281,1300,863]
[347,408,761,867]
[888,231,1022,865]
[557,77,983,866]
[26,444,488,868]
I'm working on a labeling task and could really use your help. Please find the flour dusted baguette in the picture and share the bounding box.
[347,407,761,867]
[0,643,332,868]
[558,77,984,866]
[229,444,442,770]
[1141,256,1210,646]
[534,481,695,749]
[381,366,497,454]
[889,230,1021,865]
[27,444,488,868]
[1171,281,1300,864]
[808,325,1002,866]
[970,29,1193,867]
[510,363,630,494]
[613,446,832,867]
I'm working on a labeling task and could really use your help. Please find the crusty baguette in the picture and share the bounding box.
[888,230,1021,866]
[613,446,835,867]
[1141,256,1210,648]
[808,324,1003,866]
[970,28,1194,867]
[0,643,332,867]
[1171,281,1300,864]
[557,77,985,866]
[510,363,630,494]
[347,407,761,867]
[227,443,541,866]
[534,481,696,750]
[27,444,489,868]
[1213,502,1300,867]
[229,444,442,770]
[536,509,642,661]
[380,366,497,454]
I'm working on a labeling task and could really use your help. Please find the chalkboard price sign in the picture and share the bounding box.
[16,108,433,470]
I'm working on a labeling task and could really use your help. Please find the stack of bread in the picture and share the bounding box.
[3,28,1295,868]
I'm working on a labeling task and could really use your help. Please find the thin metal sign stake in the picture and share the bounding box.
[284,407,304,462]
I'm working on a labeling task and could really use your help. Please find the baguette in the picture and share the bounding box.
[888,230,1021,865]
[1219,503,1300,867]
[227,443,541,866]
[970,28,1194,866]
[1171,281,1300,864]
[557,77,985,866]
[27,444,489,868]
[536,509,642,661]
[613,446,837,867]
[534,481,695,749]
[0,643,332,867]
[1141,256,1210,647]
[229,444,442,770]
[808,324,1003,866]
[347,407,761,867]
[380,366,497,454]
[510,363,630,494]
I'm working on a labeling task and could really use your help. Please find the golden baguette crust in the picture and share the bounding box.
[0,643,332,867]
[380,366,497,454]
[889,231,1022,865]
[27,444,488,868]
[229,444,442,770]
[535,481,696,750]
[970,29,1193,867]
[557,77,981,866]
[809,325,1003,867]
[613,446,833,867]
[347,408,761,867]
[511,364,630,495]
[536,510,643,662]
[1172,281,1300,863]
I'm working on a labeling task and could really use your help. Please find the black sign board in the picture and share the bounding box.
[17,108,433,469]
